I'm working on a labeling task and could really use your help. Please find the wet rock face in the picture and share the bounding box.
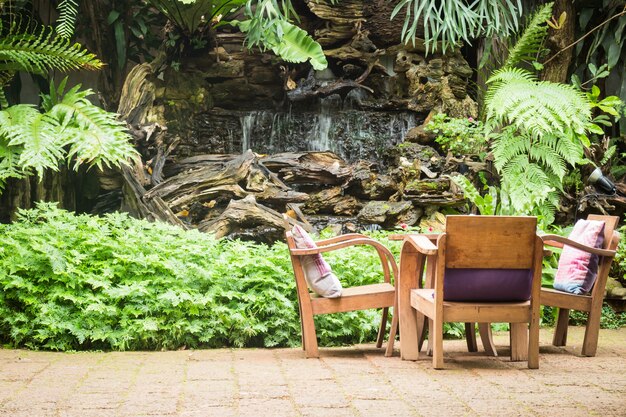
[151,0,478,165]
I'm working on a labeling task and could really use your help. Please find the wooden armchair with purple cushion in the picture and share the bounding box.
[540,214,621,357]
[398,215,544,369]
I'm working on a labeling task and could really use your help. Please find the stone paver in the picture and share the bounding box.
[0,327,625,417]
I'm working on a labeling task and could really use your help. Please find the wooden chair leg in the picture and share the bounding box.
[432,316,444,369]
[582,306,602,357]
[427,318,434,356]
[528,317,540,369]
[416,314,427,352]
[301,313,319,358]
[385,309,399,357]
[376,307,389,349]
[553,308,570,347]
[478,323,497,357]
[510,323,528,361]
[465,323,478,352]
[399,252,425,361]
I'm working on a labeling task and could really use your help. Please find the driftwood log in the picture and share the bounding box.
[145,151,308,212]
[115,146,470,241]
[261,152,353,185]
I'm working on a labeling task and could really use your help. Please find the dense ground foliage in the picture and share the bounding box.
[0,204,395,351]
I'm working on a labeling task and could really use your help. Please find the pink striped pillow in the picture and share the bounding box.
[553,219,605,295]
[291,225,342,298]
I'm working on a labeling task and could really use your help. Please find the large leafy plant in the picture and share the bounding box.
[482,3,594,223]
[0,78,137,188]
[0,15,101,107]
[149,0,327,70]
[390,0,523,53]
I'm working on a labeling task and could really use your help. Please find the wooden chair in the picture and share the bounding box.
[541,214,621,357]
[398,215,544,369]
[284,221,399,358]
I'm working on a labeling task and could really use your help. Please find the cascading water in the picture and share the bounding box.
[231,93,417,165]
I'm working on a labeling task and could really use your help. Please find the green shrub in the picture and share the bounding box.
[424,113,487,156]
[0,204,413,351]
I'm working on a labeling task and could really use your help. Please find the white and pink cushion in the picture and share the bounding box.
[291,225,342,298]
[553,219,605,295]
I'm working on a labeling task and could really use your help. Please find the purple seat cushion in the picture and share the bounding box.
[443,268,533,302]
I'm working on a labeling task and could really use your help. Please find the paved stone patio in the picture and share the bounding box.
[0,327,624,417]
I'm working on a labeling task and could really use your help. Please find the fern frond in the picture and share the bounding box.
[491,130,530,171]
[504,3,553,68]
[547,132,583,166]
[485,68,591,137]
[528,140,566,179]
[45,84,137,170]
[0,137,25,188]
[0,17,102,76]
[56,0,79,39]
[0,105,63,178]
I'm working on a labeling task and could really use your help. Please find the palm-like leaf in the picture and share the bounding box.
[391,0,522,53]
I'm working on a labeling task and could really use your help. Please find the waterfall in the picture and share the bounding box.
[240,112,257,153]
[233,98,418,165]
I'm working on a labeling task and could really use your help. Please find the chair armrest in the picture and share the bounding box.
[389,233,440,242]
[402,235,438,255]
[540,234,616,257]
[290,238,393,256]
[315,233,368,246]
[289,237,398,285]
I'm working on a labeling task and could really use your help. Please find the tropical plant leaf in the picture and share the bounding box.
[270,21,327,70]
[0,105,63,178]
[44,81,137,170]
[391,0,522,53]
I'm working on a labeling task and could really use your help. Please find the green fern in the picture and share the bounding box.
[56,0,79,39]
[44,79,138,170]
[0,79,137,189]
[0,16,102,107]
[504,2,553,68]
[485,68,591,137]
[0,105,62,178]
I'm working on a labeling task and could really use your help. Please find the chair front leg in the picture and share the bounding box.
[432,316,444,369]
[582,306,602,357]
[510,323,528,361]
[301,313,319,358]
[385,308,399,357]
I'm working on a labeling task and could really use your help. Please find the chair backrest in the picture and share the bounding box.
[284,228,310,298]
[439,216,541,302]
[586,214,620,297]
[587,214,619,251]
[444,215,538,269]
